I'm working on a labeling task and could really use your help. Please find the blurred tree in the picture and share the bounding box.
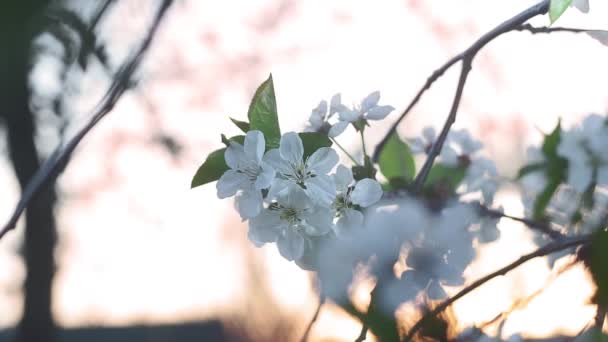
[0,1,57,341]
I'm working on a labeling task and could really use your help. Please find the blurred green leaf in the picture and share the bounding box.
[541,120,561,159]
[549,0,573,23]
[191,148,227,188]
[531,120,567,220]
[230,117,250,133]
[221,134,245,146]
[424,163,467,193]
[378,132,415,184]
[532,176,560,221]
[248,74,281,148]
[353,156,377,181]
[299,132,332,159]
[590,230,608,306]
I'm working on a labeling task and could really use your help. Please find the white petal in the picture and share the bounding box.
[568,160,593,193]
[361,91,380,112]
[248,211,283,246]
[365,105,394,120]
[279,132,304,165]
[439,145,459,167]
[235,189,263,219]
[334,209,363,236]
[407,137,427,154]
[597,166,608,186]
[329,94,342,115]
[303,207,334,236]
[282,186,312,210]
[422,126,436,142]
[244,130,265,163]
[263,149,291,175]
[254,161,275,190]
[587,30,608,47]
[351,179,383,207]
[216,170,247,199]
[312,100,328,119]
[333,165,354,193]
[267,178,290,200]
[224,142,246,169]
[305,174,336,207]
[306,147,338,174]
[338,110,361,122]
[277,229,305,261]
[328,121,349,137]
[571,0,589,12]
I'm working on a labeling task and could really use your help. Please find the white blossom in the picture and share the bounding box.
[332,165,383,235]
[248,188,333,261]
[216,130,275,219]
[305,94,349,137]
[571,0,589,13]
[557,114,608,193]
[407,126,436,155]
[440,129,482,167]
[265,132,338,207]
[338,91,395,123]
[463,157,499,204]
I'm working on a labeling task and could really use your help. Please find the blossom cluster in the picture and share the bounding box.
[520,114,608,264]
[204,85,507,309]
[216,99,391,262]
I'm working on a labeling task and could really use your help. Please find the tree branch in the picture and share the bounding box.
[476,203,566,240]
[0,0,174,241]
[300,294,325,342]
[515,23,589,34]
[410,0,550,193]
[402,234,591,342]
[371,0,550,165]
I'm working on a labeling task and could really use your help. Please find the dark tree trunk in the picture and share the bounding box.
[0,1,57,342]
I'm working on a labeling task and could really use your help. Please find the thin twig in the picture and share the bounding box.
[477,203,566,240]
[300,294,326,342]
[371,0,550,163]
[402,234,591,342]
[411,60,471,193]
[410,0,551,193]
[595,303,607,331]
[354,325,368,342]
[0,0,174,241]
[516,23,589,34]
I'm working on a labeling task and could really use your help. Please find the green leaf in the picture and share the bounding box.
[423,164,467,193]
[532,176,560,220]
[352,156,377,181]
[541,120,561,159]
[590,230,608,306]
[221,134,245,146]
[378,132,416,183]
[230,117,250,133]
[299,132,332,159]
[248,74,281,148]
[549,0,573,24]
[191,148,227,188]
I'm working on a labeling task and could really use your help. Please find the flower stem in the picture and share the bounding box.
[330,137,360,166]
[360,130,368,162]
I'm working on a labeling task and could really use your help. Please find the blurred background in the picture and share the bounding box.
[0,0,607,341]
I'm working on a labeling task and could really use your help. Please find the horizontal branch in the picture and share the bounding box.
[0,0,174,241]
[402,234,591,341]
[516,23,588,34]
[477,203,566,240]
